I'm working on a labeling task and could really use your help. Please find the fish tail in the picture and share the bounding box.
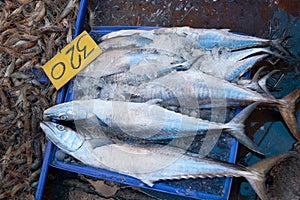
[225,102,264,155]
[226,128,264,155]
[278,88,300,140]
[271,35,293,57]
[244,152,295,200]
[278,88,300,141]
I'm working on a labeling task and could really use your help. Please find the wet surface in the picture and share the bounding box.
[44,0,300,199]
[90,0,276,36]
[266,143,300,200]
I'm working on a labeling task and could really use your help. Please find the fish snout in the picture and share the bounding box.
[40,121,84,152]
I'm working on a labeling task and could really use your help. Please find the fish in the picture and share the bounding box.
[79,48,190,85]
[43,99,263,154]
[84,48,270,85]
[78,49,270,90]
[40,121,295,200]
[97,27,283,83]
[99,27,201,59]
[77,27,286,92]
[100,27,286,55]
[107,69,300,140]
[192,48,271,81]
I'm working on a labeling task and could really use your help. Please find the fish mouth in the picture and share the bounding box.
[43,108,54,120]
[40,121,56,135]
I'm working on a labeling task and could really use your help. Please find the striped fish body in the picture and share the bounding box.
[40,121,292,200]
[100,27,273,53]
[79,48,188,85]
[99,27,278,81]
[102,69,277,108]
[43,99,262,154]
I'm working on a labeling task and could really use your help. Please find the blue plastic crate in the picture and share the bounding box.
[34,0,88,198]
[34,71,67,200]
[59,25,240,200]
[36,0,241,199]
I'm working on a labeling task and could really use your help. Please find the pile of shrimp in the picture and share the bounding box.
[0,0,79,199]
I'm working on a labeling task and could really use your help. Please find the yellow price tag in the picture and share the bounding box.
[42,31,102,90]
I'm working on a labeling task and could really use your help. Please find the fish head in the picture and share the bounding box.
[40,121,84,152]
[43,101,89,121]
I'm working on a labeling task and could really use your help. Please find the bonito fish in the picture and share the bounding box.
[43,99,263,154]
[97,27,282,82]
[100,27,285,53]
[81,49,269,85]
[191,48,271,81]
[78,46,270,88]
[79,48,190,85]
[102,69,300,140]
[40,121,295,200]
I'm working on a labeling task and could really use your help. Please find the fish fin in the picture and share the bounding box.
[240,67,281,95]
[244,152,295,200]
[146,99,163,105]
[257,69,281,96]
[101,29,145,40]
[237,66,267,92]
[229,102,260,124]
[226,129,264,155]
[252,66,268,84]
[140,178,155,187]
[226,103,264,155]
[278,88,300,140]
[226,54,268,81]
[271,35,294,57]
[233,48,273,61]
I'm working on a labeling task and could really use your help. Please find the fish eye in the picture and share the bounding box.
[56,125,65,131]
[59,115,67,120]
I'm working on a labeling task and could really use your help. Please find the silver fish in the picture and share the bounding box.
[40,121,294,200]
[78,49,269,89]
[98,27,280,82]
[79,48,189,85]
[43,99,263,154]
[100,27,284,52]
[111,69,300,141]
[99,27,201,60]
[192,48,270,81]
